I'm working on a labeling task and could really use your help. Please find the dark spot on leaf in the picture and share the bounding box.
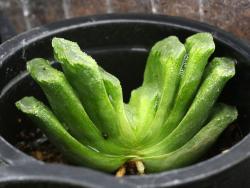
[102,132,108,140]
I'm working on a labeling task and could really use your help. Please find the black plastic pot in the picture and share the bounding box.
[0,14,250,188]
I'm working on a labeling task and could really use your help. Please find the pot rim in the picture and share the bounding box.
[0,163,134,188]
[0,14,250,187]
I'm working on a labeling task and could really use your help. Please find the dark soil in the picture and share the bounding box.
[15,126,67,164]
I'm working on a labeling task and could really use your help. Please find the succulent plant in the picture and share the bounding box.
[16,32,237,175]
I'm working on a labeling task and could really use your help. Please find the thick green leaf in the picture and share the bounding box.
[142,103,237,172]
[160,33,215,140]
[143,57,235,155]
[52,38,135,146]
[26,58,128,154]
[16,97,128,172]
[128,36,186,144]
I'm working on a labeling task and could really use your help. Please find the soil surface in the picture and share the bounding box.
[15,127,67,164]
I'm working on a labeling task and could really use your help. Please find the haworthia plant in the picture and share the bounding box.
[16,33,237,174]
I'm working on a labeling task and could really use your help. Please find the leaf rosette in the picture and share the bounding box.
[16,33,237,174]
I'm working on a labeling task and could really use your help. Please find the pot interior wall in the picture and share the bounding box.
[0,21,249,164]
